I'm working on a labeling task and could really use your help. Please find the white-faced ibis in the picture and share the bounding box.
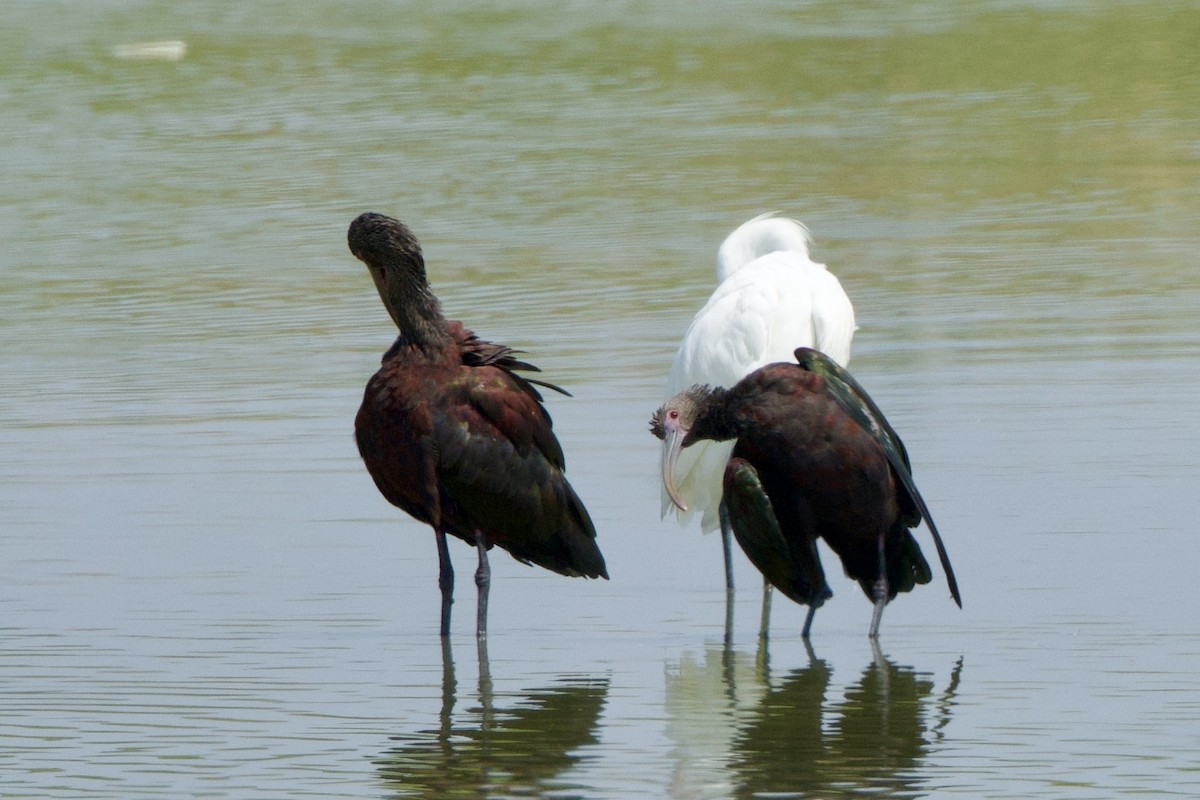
[350,212,607,638]
[651,347,960,638]
[663,214,856,593]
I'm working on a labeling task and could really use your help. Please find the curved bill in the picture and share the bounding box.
[660,426,689,512]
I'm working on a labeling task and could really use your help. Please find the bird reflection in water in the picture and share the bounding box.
[664,642,774,798]
[732,643,963,798]
[666,639,962,799]
[375,639,608,799]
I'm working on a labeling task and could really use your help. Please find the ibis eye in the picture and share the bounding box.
[668,409,679,420]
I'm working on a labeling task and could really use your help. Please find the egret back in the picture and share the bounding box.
[663,248,855,532]
[715,214,813,284]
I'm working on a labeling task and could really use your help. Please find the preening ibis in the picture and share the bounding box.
[350,212,607,638]
[652,347,960,638]
[663,213,856,592]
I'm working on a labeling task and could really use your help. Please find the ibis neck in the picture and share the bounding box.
[691,386,739,443]
[378,270,453,352]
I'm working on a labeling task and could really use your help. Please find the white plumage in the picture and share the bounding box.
[663,213,857,582]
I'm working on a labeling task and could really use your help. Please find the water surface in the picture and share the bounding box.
[3,1,1199,797]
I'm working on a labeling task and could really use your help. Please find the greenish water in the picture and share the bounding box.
[2,1,1199,797]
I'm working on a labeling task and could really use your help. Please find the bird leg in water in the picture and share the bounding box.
[723,584,735,649]
[719,502,736,592]
[801,604,818,639]
[436,528,454,637]
[476,631,494,720]
[719,500,736,649]
[755,624,770,679]
[759,577,773,636]
[868,593,886,639]
[474,532,490,639]
[868,533,888,639]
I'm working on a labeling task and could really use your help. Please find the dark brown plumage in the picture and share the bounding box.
[350,212,606,638]
[651,347,959,638]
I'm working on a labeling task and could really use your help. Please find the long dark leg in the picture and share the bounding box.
[719,501,735,592]
[759,577,773,638]
[868,592,886,638]
[868,532,888,639]
[435,527,454,637]
[801,604,818,639]
[474,531,490,639]
[720,500,736,647]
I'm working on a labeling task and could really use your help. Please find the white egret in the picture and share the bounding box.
[662,213,856,602]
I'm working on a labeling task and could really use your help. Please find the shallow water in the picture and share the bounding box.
[3,1,1200,797]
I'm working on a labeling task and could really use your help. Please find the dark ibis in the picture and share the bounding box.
[350,212,607,638]
[651,347,960,638]
[663,214,855,593]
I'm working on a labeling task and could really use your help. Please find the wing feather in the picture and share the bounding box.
[793,347,961,608]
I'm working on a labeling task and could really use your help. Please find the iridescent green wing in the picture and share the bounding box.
[793,347,961,608]
[723,457,829,608]
[793,348,910,468]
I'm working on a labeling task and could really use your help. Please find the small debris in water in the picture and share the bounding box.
[112,41,187,61]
